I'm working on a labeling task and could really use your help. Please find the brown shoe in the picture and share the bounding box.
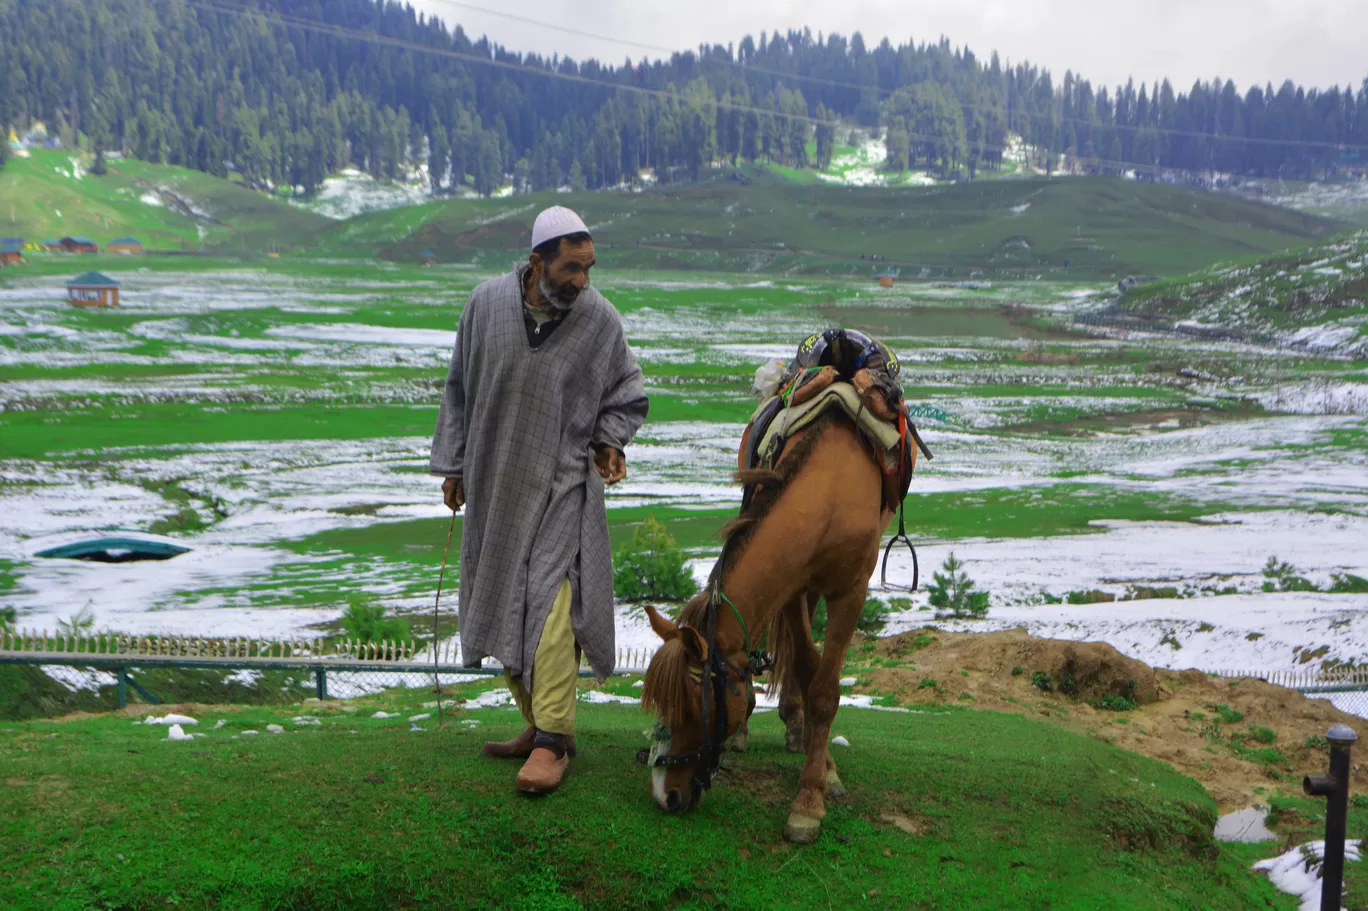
[515,747,569,794]
[483,727,577,759]
[483,727,536,759]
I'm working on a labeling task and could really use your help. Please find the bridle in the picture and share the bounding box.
[643,585,771,802]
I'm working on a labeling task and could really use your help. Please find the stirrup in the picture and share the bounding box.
[877,507,919,593]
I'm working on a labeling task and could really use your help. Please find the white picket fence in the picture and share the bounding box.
[0,629,657,675]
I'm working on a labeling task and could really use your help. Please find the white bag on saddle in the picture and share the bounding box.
[750,358,788,399]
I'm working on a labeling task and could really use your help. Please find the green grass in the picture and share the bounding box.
[0,686,1297,910]
[0,148,331,253]
[0,402,435,460]
[315,176,1338,279]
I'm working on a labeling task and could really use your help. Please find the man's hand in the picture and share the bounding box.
[594,446,627,485]
[442,477,465,511]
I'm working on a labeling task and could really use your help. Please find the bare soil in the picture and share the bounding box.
[857,627,1364,811]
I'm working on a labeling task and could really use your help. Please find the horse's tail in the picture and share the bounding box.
[765,590,814,698]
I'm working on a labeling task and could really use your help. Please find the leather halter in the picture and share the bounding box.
[647,587,770,801]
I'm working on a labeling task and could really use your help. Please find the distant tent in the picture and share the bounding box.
[419,249,436,265]
[57,236,99,253]
[107,236,144,254]
[876,269,898,287]
[35,536,191,563]
[0,238,23,265]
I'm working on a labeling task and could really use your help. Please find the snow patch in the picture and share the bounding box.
[1253,840,1361,911]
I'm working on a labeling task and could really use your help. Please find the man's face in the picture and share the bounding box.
[534,239,595,309]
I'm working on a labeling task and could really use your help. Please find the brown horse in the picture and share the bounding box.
[641,410,894,843]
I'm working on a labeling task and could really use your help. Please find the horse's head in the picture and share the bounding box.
[640,604,749,814]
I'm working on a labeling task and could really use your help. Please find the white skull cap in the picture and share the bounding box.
[531,205,591,251]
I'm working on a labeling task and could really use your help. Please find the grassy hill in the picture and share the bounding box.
[0,679,1301,911]
[1097,230,1368,354]
[0,149,330,253]
[314,176,1339,279]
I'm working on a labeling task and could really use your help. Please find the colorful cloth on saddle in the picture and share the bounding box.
[750,381,903,473]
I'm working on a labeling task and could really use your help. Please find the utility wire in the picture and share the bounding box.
[179,0,1363,177]
[423,0,1368,155]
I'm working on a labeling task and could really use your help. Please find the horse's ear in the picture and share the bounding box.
[678,625,710,663]
[644,604,678,641]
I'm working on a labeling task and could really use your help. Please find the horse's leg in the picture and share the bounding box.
[777,590,820,753]
[783,586,865,845]
[729,684,756,753]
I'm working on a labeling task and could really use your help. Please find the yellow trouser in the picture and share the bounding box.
[505,577,579,736]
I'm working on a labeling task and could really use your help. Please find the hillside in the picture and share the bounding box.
[0,680,1301,910]
[1092,230,1368,355]
[314,176,1339,279]
[0,149,330,253]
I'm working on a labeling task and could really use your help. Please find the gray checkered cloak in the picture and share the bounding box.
[430,268,648,689]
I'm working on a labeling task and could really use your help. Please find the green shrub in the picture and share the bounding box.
[1011,665,1024,677]
[919,678,937,689]
[927,553,990,618]
[858,598,893,633]
[340,597,410,644]
[1249,726,1277,744]
[1263,556,1317,592]
[1094,694,1138,711]
[613,516,698,602]
[1330,572,1368,593]
[1214,704,1244,724]
[0,606,16,631]
[55,603,97,637]
[1031,670,1053,693]
[1066,590,1116,604]
[1304,734,1329,751]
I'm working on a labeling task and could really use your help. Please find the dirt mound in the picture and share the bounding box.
[859,627,1364,811]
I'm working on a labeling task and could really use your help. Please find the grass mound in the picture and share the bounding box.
[1103,230,1368,351]
[0,680,1295,910]
[0,149,330,253]
[321,176,1337,279]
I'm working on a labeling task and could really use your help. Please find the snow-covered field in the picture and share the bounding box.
[1,265,1364,705]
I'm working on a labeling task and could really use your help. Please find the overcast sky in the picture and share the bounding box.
[412,0,1366,93]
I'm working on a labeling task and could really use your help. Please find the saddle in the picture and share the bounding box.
[739,379,921,513]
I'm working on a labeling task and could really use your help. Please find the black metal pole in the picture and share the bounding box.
[1304,723,1357,911]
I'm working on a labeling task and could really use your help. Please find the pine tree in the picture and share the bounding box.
[926,553,990,618]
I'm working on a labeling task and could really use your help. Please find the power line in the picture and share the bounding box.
[178,0,1359,178]
[424,0,1368,155]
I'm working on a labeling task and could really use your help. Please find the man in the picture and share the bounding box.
[430,205,648,795]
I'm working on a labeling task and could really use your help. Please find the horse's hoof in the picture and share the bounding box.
[729,736,748,753]
[825,772,847,800]
[783,812,822,844]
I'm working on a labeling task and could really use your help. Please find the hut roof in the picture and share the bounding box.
[68,271,119,288]
[108,236,142,245]
[62,235,97,245]
[0,240,23,253]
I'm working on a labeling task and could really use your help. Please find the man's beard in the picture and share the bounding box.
[539,272,582,310]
